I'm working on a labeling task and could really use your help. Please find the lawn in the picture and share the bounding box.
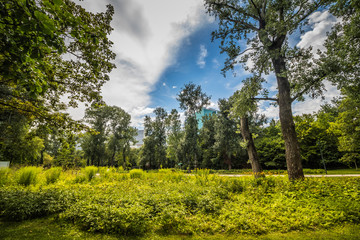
[0,167,360,239]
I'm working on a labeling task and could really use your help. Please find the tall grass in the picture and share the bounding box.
[45,167,62,184]
[129,169,144,179]
[16,166,42,186]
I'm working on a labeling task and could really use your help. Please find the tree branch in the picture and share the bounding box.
[209,1,260,21]
[252,97,278,102]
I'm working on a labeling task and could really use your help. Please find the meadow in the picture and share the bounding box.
[0,167,359,239]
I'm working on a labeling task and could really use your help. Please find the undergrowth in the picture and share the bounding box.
[0,167,359,237]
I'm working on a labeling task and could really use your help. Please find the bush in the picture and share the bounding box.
[0,188,75,221]
[61,201,151,236]
[129,169,144,179]
[45,167,62,184]
[16,166,42,186]
[0,168,12,186]
[84,166,98,181]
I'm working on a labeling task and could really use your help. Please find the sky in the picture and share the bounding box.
[68,0,341,129]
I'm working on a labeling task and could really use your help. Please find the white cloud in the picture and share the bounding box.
[257,102,279,119]
[197,44,208,68]
[129,106,156,128]
[297,10,339,55]
[70,0,213,127]
[207,101,219,110]
[293,81,340,115]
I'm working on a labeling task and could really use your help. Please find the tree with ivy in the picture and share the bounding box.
[204,0,332,179]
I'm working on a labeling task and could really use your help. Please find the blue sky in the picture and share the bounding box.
[68,0,340,128]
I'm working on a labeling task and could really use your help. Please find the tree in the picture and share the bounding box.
[140,108,168,169]
[330,97,360,169]
[0,0,115,128]
[256,119,286,169]
[204,0,331,179]
[165,109,183,168]
[0,111,44,165]
[199,114,217,168]
[177,83,210,169]
[230,76,264,177]
[82,105,112,166]
[320,0,360,101]
[107,107,136,167]
[213,99,243,170]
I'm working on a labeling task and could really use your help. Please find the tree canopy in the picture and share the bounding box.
[0,0,115,128]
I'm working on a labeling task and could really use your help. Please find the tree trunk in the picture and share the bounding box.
[122,148,126,169]
[272,57,304,180]
[240,117,263,178]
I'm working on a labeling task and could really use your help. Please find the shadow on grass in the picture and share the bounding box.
[1,216,360,240]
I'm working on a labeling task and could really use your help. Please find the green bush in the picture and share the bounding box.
[0,188,75,221]
[0,168,12,186]
[45,167,62,184]
[129,169,144,179]
[61,201,151,236]
[16,166,42,186]
[84,166,98,181]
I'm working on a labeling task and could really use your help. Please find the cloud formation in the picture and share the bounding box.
[74,0,213,128]
[297,10,338,55]
[197,45,208,68]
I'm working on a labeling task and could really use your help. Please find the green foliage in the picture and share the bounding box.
[16,167,42,186]
[84,166,98,181]
[1,167,360,237]
[0,0,116,127]
[0,168,12,186]
[45,167,62,184]
[0,188,75,221]
[129,169,145,179]
[61,201,151,235]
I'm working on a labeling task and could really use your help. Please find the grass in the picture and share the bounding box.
[1,216,359,240]
[326,169,360,175]
[1,167,360,238]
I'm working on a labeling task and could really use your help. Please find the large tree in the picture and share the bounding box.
[204,0,331,179]
[0,0,115,127]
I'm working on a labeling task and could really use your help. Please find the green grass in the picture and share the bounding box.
[1,216,359,240]
[1,167,360,238]
[326,169,360,175]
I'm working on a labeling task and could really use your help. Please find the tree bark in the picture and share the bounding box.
[240,117,263,178]
[272,57,304,180]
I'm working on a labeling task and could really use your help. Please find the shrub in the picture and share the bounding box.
[0,168,12,186]
[61,201,151,236]
[45,167,62,184]
[16,166,42,186]
[129,169,144,179]
[84,166,98,181]
[0,188,75,221]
